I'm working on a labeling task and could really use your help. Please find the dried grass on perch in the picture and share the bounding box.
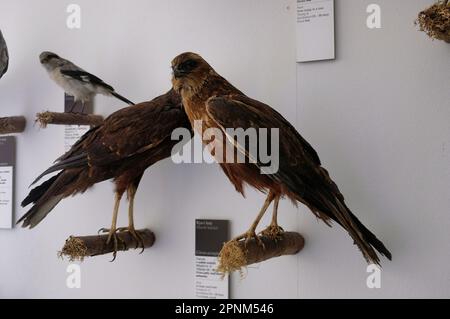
[0,116,26,134]
[217,232,305,274]
[59,229,155,261]
[416,0,450,43]
[36,111,104,128]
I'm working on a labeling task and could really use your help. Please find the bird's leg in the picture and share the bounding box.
[68,100,79,113]
[98,192,124,261]
[232,192,275,247]
[67,100,87,113]
[259,195,284,240]
[79,101,86,114]
[117,185,145,253]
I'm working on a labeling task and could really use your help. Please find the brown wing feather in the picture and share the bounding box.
[37,90,185,181]
[206,94,391,264]
[19,89,192,228]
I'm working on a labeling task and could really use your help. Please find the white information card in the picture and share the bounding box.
[296,0,335,62]
[0,136,15,229]
[64,93,92,152]
[64,125,90,152]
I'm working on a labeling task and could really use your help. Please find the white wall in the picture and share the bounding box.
[297,0,450,298]
[0,0,448,298]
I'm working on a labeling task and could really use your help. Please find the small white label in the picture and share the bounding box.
[64,125,90,152]
[0,166,13,229]
[195,256,228,299]
[296,0,335,62]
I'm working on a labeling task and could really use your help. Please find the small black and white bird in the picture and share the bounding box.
[39,51,135,112]
[0,30,9,79]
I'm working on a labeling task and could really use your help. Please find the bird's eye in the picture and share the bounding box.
[186,60,197,67]
[182,59,198,70]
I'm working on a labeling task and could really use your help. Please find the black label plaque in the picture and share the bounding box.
[195,219,229,299]
[195,219,229,257]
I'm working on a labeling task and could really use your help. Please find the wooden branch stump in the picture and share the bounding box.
[36,111,104,128]
[0,116,26,134]
[416,1,450,43]
[217,232,304,274]
[59,229,155,261]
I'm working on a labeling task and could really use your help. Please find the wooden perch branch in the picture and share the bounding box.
[0,116,26,134]
[416,1,450,43]
[217,232,304,274]
[36,111,104,128]
[59,229,155,261]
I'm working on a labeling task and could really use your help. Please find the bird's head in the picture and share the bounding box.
[171,52,214,95]
[39,51,60,69]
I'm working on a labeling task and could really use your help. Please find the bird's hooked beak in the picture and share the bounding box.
[172,65,187,79]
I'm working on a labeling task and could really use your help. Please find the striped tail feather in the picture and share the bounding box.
[111,92,135,105]
[18,194,64,229]
[19,170,78,229]
[290,168,392,265]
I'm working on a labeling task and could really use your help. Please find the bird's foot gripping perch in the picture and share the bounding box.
[98,227,127,261]
[115,227,146,253]
[59,229,155,262]
[259,224,285,241]
[218,231,305,275]
[232,229,265,249]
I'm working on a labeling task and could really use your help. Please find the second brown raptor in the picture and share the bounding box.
[171,52,391,265]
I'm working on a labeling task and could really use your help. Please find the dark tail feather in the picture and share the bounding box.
[18,195,64,228]
[349,210,392,261]
[22,174,60,207]
[331,197,392,265]
[111,92,135,105]
[31,153,87,186]
[18,172,66,228]
[320,170,391,263]
[294,177,391,265]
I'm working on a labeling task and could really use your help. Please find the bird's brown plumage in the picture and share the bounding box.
[171,52,391,265]
[19,89,192,228]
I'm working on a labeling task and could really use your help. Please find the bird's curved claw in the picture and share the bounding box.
[98,227,108,235]
[130,229,146,254]
[99,228,127,261]
[259,224,284,241]
[115,227,145,253]
[107,233,119,262]
[232,230,265,249]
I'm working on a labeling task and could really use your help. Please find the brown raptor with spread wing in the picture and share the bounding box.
[171,52,391,265]
[19,89,192,258]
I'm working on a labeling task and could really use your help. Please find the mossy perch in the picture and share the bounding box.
[0,116,26,134]
[416,0,450,43]
[217,232,305,274]
[36,111,104,128]
[59,229,155,261]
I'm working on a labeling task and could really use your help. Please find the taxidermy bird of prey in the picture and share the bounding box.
[19,89,192,259]
[0,30,8,79]
[39,51,135,112]
[171,52,392,265]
